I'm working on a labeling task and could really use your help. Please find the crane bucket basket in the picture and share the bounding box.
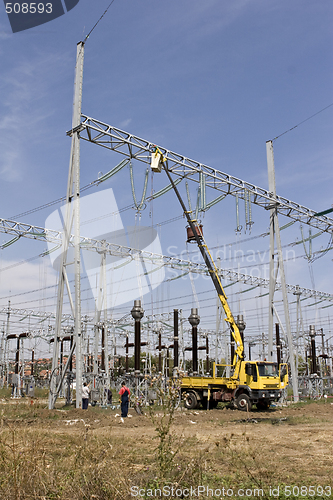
[151,151,163,172]
[186,224,203,243]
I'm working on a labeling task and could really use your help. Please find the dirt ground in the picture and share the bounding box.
[1,397,332,485]
[0,396,332,500]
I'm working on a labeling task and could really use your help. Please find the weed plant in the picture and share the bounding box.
[0,396,331,499]
[145,372,182,478]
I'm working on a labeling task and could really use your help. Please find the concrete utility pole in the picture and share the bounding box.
[179,309,185,370]
[205,334,209,373]
[215,257,222,365]
[294,285,305,371]
[276,323,281,365]
[93,243,109,381]
[266,140,299,402]
[0,328,4,389]
[49,41,84,409]
[5,302,10,387]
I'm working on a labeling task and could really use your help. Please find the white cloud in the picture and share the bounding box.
[119,118,132,129]
[0,149,21,181]
[0,50,70,181]
[0,258,57,307]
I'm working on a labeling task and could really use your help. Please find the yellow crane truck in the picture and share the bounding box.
[152,149,288,411]
[181,359,288,411]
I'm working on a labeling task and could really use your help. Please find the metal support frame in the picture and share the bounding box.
[93,244,109,385]
[49,41,84,410]
[0,327,5,389]
[266,141,298,402]
[298,375,325,399]
[6,332,29,398]
[0,304,9,388]
[77,114,333,233]
[1,75,331,398]
[0,217,332,304]
[294,285,306,373]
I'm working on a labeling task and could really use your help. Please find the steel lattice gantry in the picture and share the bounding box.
[75,115,333,234]
[75,114,333,404]
[0,216,332,303]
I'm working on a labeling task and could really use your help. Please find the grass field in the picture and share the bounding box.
[0,391,332,499]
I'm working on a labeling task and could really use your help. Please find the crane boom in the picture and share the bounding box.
[150,152,288,412]
[163,162,244,378]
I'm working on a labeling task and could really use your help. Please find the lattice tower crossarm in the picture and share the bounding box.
[76,115,333,233]
[0,216,332,303]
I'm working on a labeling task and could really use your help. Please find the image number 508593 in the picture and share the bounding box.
[4,0,81,33]
[6,3,53,14]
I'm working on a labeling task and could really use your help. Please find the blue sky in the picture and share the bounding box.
[0,0,332,359]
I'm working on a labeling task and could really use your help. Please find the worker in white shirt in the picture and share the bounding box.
[82,382,90,409]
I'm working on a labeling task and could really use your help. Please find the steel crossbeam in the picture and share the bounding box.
[0,216,332,303]
[0,218,61,244]
[0,306,95,325]
[77,114,333,234]
[0,306,72,323]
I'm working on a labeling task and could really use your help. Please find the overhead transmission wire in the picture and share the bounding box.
[182,221,297,258]
[83,0,117,43]
[9,91,331,231]
[273,102,333,141]
[7,283,222,314]
[9,163,184,222]
[5,166,332,319]
[3,285,309,326]
[4,260,245,309]
[183,225,332,262]
[5,290,325,337]
[1,231,331,303]
[0,211,184,273]
[9,159,128,220]
[4,212,329,277]
[5,255,328,309]
[9,181,101,220]
[7,289,326,332]
[10,161,327,259]
[3,203,332,305]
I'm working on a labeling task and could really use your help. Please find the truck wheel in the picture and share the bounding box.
[184,392,198,410]
[236,394,252,412]
[256,401,270,411]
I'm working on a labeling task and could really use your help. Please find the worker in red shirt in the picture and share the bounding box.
[119,382,131,417]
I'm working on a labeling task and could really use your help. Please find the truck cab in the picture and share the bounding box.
[235,361,288,410]
[181,361,288,411]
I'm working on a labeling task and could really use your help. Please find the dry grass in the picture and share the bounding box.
[0,398,332,499]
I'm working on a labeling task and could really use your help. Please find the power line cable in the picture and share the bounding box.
[83,0,117,43]
[1,237,331,303]
[273,103,333,141]
[8,181,100,220]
